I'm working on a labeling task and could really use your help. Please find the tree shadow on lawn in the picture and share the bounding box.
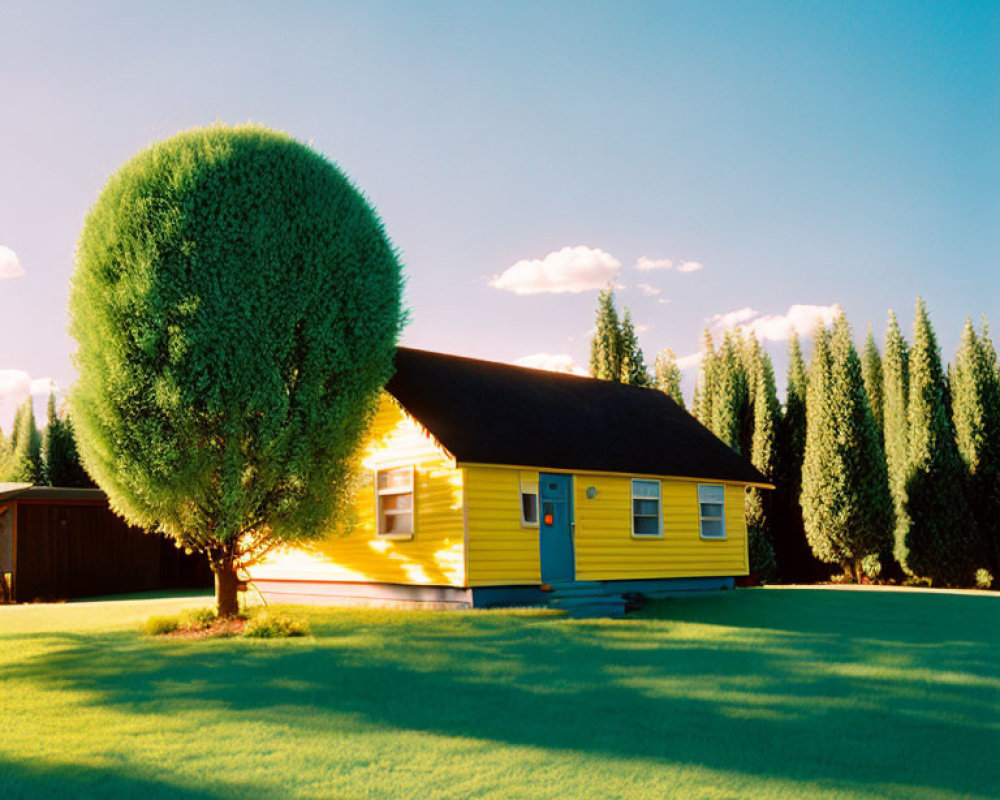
[5,589,999,798]
[641,587,998,642]
[0,755,307,800]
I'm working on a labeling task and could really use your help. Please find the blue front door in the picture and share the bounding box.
[539,473,575,582]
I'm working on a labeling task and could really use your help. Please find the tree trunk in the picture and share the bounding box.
[213,560,240,619]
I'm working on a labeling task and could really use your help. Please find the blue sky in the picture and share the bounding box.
[1,1,997,425]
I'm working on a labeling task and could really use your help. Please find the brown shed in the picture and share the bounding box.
[0,483,212,603]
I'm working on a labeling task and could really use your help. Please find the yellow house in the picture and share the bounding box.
[249,348,770,614]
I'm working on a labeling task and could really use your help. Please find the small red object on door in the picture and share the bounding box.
[543,513,554,525]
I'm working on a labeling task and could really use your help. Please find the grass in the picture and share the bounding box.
[1,588,997,800]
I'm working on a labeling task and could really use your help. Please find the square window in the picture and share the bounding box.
[377,466,414,538]
[698,484,726,539]
[631,479,662,537]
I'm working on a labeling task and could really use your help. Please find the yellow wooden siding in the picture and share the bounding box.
[464,466,749,585]
[574,478,747,580]
[251,395,466,587]
[465,467,541,585]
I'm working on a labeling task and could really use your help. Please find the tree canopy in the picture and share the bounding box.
[69,124,404,616]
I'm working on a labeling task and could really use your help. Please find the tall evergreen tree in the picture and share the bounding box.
[772,332,820,581]
[710,331,749,452]
[903,298,979,585]
[692,328,717,426]
[0,426,9,476]
[883,310,910,560]
[951,316,1000,574]
[619,309,650,386]
[862,325,885,433]
[740,335,769,456]
[653,349,685,408]
[745,350,779,535]
[801,314,893,580]
[4,396,42,483]
[41,393,92,487]
[590,287,622,382]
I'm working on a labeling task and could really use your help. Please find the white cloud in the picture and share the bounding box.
[0,370,57,431]
[0,246,25,279]
[635,323,651,334]
[675,352,703,371]
[490,245,621,295]
[709,307,758,330]
[656,297,671,305]
[635,255,672,271]
[709,303,842,342]
[676,260,703,273]
[512,353,588,376]
[635,283,661,296]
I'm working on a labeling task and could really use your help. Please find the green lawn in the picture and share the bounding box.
[1,588,997,800]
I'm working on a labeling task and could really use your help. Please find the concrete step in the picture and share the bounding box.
[550,589,613,600]
[547,582,609,598]
[546,580,603,590]
[551,599,627,619]
[550,593,628,619]
[570,606,627,619]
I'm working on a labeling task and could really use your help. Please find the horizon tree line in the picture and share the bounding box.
[591,289,999,588]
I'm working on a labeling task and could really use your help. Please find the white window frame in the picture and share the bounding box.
[376,465,415,540]
[698,484,726,540]
[519,473,539,528]
[631,479,663,538]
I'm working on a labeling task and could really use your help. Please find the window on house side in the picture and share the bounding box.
[519,472,538,526]
[521,493,538,525]
[377,466,414,537]
[632,479,662,537]
[698,484,726,539]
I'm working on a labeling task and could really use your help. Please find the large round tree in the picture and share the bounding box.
[70,124,404,616]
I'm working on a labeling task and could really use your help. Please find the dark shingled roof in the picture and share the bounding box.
[386,348,768,485]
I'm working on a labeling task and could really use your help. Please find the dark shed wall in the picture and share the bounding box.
[12,500,212,602]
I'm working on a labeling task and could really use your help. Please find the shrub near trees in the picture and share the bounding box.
[69,124,404,618]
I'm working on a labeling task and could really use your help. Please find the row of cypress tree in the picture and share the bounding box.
[0,393,91,487]
[590,290,999,588]
[700,300,999,587]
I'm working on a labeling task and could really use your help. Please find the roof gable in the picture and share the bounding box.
[386,348,767,485]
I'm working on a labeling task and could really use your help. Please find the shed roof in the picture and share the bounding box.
[386,348,768,485]
[0,484,106,503]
